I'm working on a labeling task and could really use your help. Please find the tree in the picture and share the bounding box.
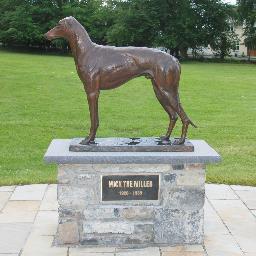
[238,0,256,57]
[0,0,35,46]
[106,0,238,59]
[0,0,111,49]
[206,1,238,59]
[0,0,240,57]
[106,0,159,47]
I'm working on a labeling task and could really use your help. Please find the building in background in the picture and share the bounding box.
[233,25,248,57]
[188,24,256,58]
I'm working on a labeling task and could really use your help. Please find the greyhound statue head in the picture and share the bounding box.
[44,16,78,41]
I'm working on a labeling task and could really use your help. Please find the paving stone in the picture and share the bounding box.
[205,184,238,200]
[0,223,32,254]
[10,184,48,201]
[40,184,58,211]
[33,210,58,235]
[21,232,67,256]
[230,185,256,191]
[204,199,229,234]
[1,183,255,255]
[0,192,11,211]
[0,254,19,256]
[69,247,116,254]
[70,253,114,256]
[206,253,243,256]
[0,186,16,192]
[210,199,256,253]
[116,247,160,256]
[160,245,204,252]
[235,190,256,210]
[0,201,40,223]
[204,233,243,256]
[162,252,205,256]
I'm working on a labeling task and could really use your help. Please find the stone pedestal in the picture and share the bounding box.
[44,139,220,248]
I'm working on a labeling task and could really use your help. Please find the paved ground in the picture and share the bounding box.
[0,184,255,256]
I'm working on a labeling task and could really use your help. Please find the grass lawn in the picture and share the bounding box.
[0,49,255,186]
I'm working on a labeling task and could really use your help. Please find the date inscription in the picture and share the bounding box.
[101,174,159,201]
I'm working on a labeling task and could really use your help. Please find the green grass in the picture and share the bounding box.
[0,49,255,186]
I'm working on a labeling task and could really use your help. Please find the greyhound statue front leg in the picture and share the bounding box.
[80,90,100,145]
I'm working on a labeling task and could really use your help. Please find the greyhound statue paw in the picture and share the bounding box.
[80,137,95,145]
[159,135,170,141]
[159,136,171,145]
[173,138,185,145]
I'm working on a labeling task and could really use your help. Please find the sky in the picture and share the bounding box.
[222,0,237,5]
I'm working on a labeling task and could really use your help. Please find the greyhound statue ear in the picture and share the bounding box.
[65,16,77,27]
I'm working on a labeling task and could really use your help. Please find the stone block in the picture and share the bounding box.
[163,169,205,187]
[80,233,127,246]
[184,164,205,171]
[120,207,154,220]
[55,221,79,245]
[58,184,99,209]
[176,170,205,186]
[83,221,134,234]
[154,208,203,245]
[59,206,82,220]
[161,187,205,211]
[126,223,154,244]
[83,207,119,220]
[163,173,177,184]
[58,165,97,185]
[92,164,172,174]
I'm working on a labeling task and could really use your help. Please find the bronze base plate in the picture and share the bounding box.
[69,137,194,152]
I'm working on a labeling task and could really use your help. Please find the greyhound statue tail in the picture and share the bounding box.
[189,119,197,128]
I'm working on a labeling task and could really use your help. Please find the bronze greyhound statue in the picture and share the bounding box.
[45,16,196,145]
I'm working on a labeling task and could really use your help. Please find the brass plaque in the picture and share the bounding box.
[101,174,159,201]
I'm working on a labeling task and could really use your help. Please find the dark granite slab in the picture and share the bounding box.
[69,137,194,152]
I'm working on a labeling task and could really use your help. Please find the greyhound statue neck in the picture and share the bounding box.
[68,23,93,65]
